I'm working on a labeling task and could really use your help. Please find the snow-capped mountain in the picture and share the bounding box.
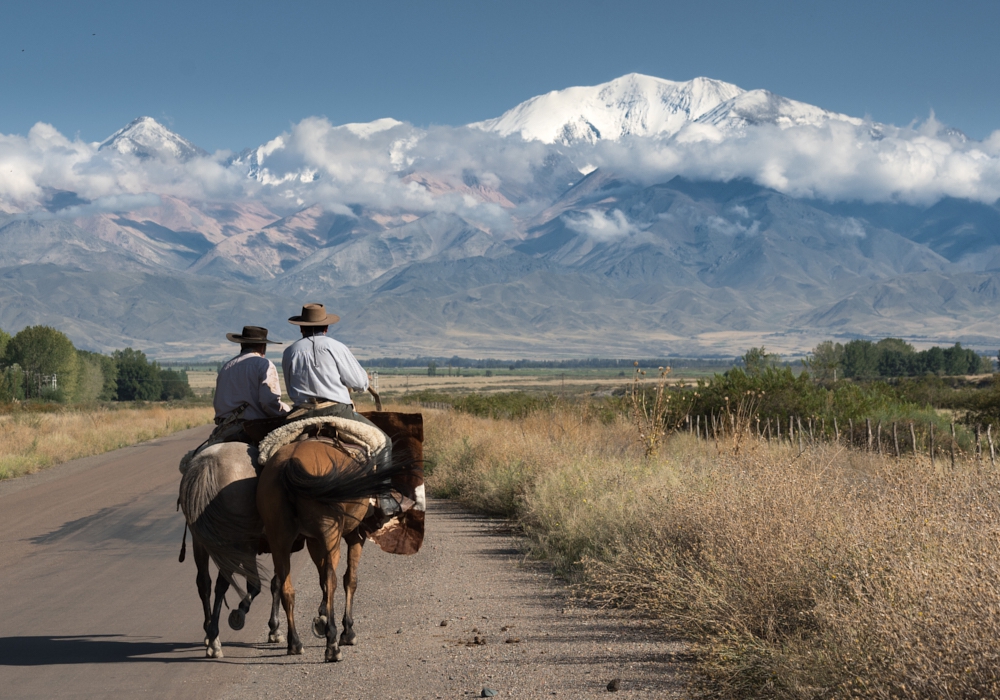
[695,89,863,135]
[472,73,863,144]
[99,116,208,161]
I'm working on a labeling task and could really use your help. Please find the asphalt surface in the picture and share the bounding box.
[0,426,687,699]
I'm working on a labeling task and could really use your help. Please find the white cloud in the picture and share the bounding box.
[563,209,640,241]
[839,217,866,238]
[2,111,1000,227]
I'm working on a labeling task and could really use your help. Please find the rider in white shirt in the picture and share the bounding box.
[282,303,379,429]
[213,325,290,441]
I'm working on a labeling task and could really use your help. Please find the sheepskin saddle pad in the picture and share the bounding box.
[256,416,388,466]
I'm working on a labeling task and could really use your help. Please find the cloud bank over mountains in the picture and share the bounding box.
[1,73,999,359]
[2,74,999,224]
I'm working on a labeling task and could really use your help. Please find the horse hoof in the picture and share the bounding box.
[206,639,224,658]
[312,615,328,638]
[228,609,246,631]
[325,646,342,662]
[287,643,303,655]
[204,637,210,648]
[268,631,286,644]
[339,630,357,646]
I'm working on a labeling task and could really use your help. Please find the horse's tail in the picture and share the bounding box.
[179,447,263,596]
[280,444,404,511]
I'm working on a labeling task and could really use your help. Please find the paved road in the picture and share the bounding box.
[0,426,686,699]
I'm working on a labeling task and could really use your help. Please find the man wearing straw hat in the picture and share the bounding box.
[282,303,379,429]
[213,325,290,441]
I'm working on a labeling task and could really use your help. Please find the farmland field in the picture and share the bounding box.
[185,364,724,401]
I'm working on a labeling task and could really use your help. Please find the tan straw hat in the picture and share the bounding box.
[226,326,282,344]
[288,303,340,326]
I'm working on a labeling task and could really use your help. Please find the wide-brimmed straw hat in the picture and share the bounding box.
[288,303,340,326]
[226,326,282,344]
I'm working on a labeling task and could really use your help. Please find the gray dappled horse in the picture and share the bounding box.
[178,442,284,658]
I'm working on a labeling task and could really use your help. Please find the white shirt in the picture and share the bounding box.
[282,334,369,406]
[214,351,290,421]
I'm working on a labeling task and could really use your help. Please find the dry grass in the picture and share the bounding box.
[424,407,1000,698]
[0,405,214,481]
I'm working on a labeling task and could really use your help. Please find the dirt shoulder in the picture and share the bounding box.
[220,500,689,699]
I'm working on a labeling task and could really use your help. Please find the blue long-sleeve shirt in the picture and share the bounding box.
[281,334,369,406]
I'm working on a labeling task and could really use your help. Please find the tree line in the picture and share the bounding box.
[0,325,193,403]
[805,338,993,379]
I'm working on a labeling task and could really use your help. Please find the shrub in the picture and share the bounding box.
[112,348,161,401]
[159,367,194,400]
[452,391,557,420]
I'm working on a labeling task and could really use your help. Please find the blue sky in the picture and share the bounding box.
[4,0,999,151]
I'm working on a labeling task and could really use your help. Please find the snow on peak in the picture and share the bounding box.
[694,89,863,134]
[99,116,208,161]
[471,73,868,144]
[470,73,744,144]
[339,118,404,138]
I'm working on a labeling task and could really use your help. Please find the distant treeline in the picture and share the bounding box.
[365,356,736,370]
[0,325,193,404]
[808,339,994,379]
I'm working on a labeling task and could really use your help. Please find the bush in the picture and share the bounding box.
[112,348,161,401]
[158,367,194,400]
[0,365,23,402]
[452,392,557,420]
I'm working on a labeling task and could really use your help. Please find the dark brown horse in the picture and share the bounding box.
[257,436,402,661]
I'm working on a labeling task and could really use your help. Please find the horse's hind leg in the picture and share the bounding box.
[321,535,343,662]
[275,549,303,655]
[340,533,364,646]
[306,538,330,639]
[193,540,213,646]
[229,559,261,631]
[267,575,285,644]
[206,570,231,658]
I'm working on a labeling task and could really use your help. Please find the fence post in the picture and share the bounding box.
[797,416,804,454]
[776,417,781,441]
[876,421,882,455]
[766,418,772,443]
[849,419,854,448]
[930,423,935,470]
[866,418,873,452]
[696,414,701,440]
[756,417,761,439]
[808,417,815,444]
[834,416,840,443]
[950,422,956,470]
[976,424,982,461]
[821,417,826,441]
[910,422,917,456]
[893,422,900,458]
[989,425,996,467]
[789,416,795,447]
